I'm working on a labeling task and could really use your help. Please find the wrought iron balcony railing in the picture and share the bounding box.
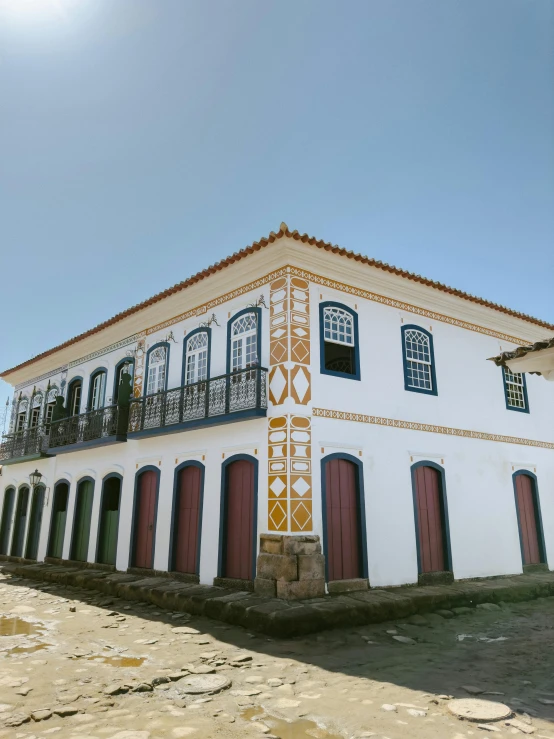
[0,426,50,464]
[48,405,128,451]
[128,366,268,436]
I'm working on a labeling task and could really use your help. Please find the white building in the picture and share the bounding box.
[1,224,553,591]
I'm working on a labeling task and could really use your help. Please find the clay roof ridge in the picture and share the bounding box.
[2,222,554,379]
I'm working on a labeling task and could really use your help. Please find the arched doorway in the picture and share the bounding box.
[171,463,203,574]
[48,482,69,558]
[10,486,30,557]
[514,472,546,566]
[322,456,366,581]
[131,468,158,569]
[97,475,121,566]
[0,488,16,555]
[25,486,45,560]
[412,463,450,574]
[70,478,94,562]
[221,457,256,580]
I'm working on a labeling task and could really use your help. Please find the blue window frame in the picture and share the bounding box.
[88,368,107,410]
[226,308,261,374]
[66,377,83,416]
[502,367,529,413]
[113,358,135,404]
[182,328,211,386]
[319,301,360,380]
[401,325,437,396]
[144,342,170,396]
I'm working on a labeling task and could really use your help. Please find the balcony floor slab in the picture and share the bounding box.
[47,435,127,455]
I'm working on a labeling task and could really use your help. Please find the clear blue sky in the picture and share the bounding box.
[1,0,553,417]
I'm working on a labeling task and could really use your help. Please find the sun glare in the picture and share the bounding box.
[0,0,74,24]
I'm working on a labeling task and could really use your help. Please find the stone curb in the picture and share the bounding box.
[3,563,554,638]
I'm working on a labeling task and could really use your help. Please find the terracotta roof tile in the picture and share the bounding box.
[2,223,554,378]
[489,335,554,374]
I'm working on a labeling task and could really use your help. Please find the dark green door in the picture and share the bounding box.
[97,477,121,565]
[25,487,45,560]
[0,488,15,555]
[70,479,94,562]
[48,483,69,559]
[11,487,30,557]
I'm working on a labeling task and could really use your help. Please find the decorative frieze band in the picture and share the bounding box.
[312,407,554,450]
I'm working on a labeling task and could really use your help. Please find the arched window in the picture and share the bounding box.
[230,312,258,372]
[319,302,360,379]
[184,331,209,385]
[16,398,28,432]
[113,360,134,404]
[67,378,82,416]
[503,368,529,413]
[401,325,437,396]
[44,387,59,430]
[88,369,107,411]
[146,345,168,395]
[29,392,43,429]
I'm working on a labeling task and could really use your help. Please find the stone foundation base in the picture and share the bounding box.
[418,570,454,586]
[254,534,325,600]
[328,578,369,595]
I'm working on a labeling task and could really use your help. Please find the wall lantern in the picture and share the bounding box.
[29,469,43,488]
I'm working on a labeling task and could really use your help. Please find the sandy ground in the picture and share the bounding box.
[1,569,554,739]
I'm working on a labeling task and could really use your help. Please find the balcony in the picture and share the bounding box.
[127,366,268,439]
[0,427,51,465]
[47,405,128,454]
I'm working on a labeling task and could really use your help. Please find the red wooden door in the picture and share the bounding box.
[515,475,542,565]
[134,470,157,569]
[224,460,254,579]
[174,466,202,574]
[325,458,361,581]
[414,466,446,573]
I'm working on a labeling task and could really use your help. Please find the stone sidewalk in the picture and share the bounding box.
[3,561,554,637]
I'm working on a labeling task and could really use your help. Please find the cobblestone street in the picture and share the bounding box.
[1,569,554,739]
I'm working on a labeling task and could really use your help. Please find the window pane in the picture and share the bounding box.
[323,306,354,346]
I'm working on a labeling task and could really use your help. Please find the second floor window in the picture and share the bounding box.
[185,332,208,384]
[68,380,82,416]
[29,407,40,428]
[147,346,167,395]
[503,368,529,412]
[89,371,106,411]
[16,412,26,432]
[401,325,437,396]
[231,313,257,372]
[320,302,360,379]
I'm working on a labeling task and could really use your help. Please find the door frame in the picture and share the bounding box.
[48,479,70,557]
[168,461,205,573]
[12,484,31,557]
[0,486,16,555]
[410,460,453,575]
[217,454,258,579]
[70,476,95,562]
[95,472,123,564]
[25,485,46,560]
[320,453,369,582]
[512,470,547,567]
[128,465,160,569]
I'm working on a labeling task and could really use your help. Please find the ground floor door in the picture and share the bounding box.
[222,459,255,580]
[25,487,45,560]
[97,477,121,566]
[10,487,30,557]
[70,479,94,562]
[324,458,362,581]
[48,483,69,559]
[0,489,15,555]
[133,470,157,569]
[515,474,543,565]
[172,465,202,574]
[414,465,446,573]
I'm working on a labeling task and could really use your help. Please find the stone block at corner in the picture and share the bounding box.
[256,553,297,582]
[254,577,277,598]
[283,535,322,556]
[259,534,284,555]
[328,578,369,595]
[276,578,325,600]
[297,554,325,581]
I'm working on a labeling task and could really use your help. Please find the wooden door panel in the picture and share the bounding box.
[134,471,157,569]
[48,486,68,558]
[174,466,201,574]
[224,460,254,580]
[71,481,94,562]
[415,466,446,573]
[0,489,15,555]
[98,480,120,566]
[11,488,29,557]
[325,458,361,581]
[26,488,44,560]
[515,475,541,565]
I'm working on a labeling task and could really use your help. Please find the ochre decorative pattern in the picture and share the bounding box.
[133,339,146,398]
[312,407,554,450]
[267,274,312,532]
